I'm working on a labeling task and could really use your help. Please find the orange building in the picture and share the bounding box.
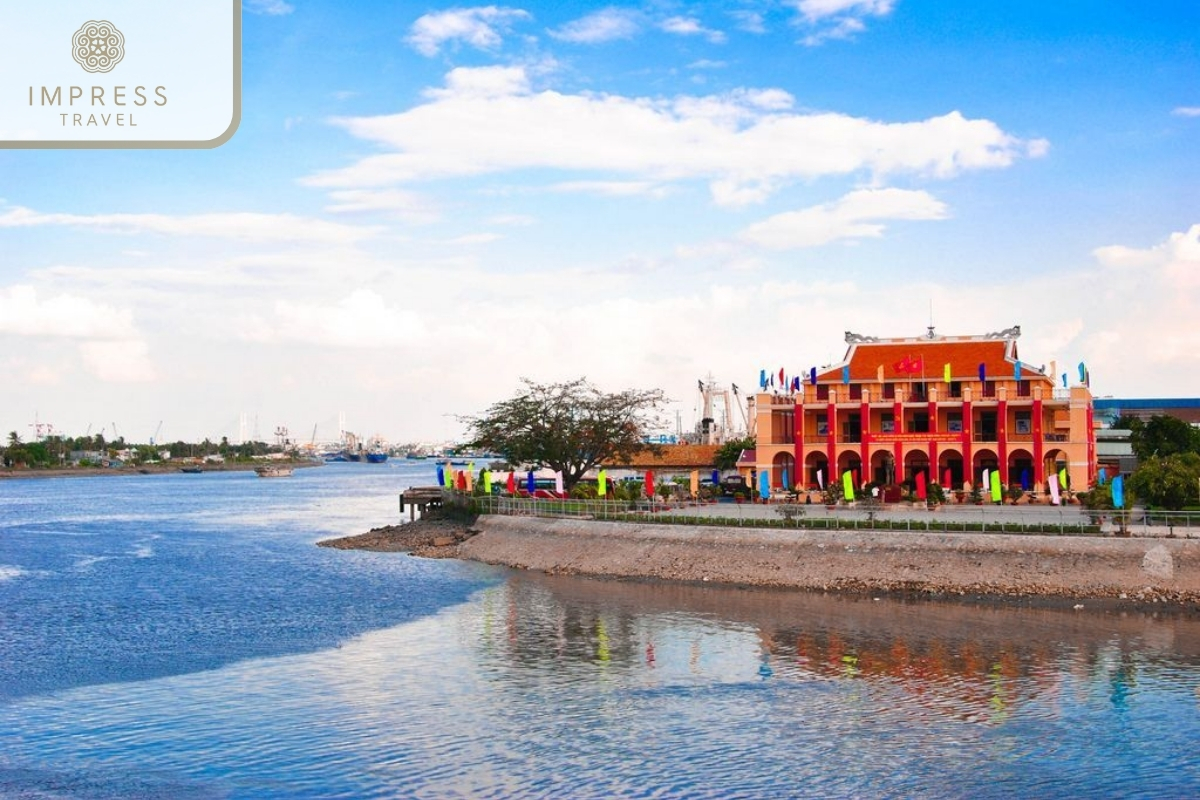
[750,327,1096,495]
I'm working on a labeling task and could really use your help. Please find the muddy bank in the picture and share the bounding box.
[318,515,477,559]
[458,516,1200,606]
[0,462,319,480]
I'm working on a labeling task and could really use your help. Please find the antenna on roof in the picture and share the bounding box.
[926,298,936,339]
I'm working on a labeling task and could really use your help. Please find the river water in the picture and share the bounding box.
[2,462,1199,798]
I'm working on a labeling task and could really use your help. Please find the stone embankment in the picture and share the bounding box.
[457,516,1200,604]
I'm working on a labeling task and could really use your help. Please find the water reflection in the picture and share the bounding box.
[469,573,1200,727]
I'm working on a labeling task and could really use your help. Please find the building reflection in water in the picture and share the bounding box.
[467,572,1200,726]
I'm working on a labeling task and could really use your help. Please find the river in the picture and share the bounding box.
[1,462,1198,798]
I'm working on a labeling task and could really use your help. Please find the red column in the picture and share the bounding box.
[859,401,869,481]
[929,440,938,485]
[893,398,903,484]
[962,399,973,487]
[1032,398,1044,487]
[1086,405,1095,484]
[998,399,1008,486]
[793,400,804,488]
[826,400,836,486]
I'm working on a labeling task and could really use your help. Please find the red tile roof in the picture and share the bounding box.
[816,339,1051,383]
[616,444,720,468]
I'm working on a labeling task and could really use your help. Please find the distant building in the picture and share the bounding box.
[608,444,720,481]
[1093,398,1200,426]
[750,327,1096,493]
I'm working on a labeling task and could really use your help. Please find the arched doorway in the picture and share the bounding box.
[870,450,895,485]
[938,448,964,488]
[903,450,930,487]
[772,452,796,492]
[836,450,862,487]
[805,452,828,490]
[1008,448,1034,491]
[972,448,999,486]
[1044,448,1067,491]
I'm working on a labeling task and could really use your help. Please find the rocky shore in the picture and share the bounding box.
[317,514,479,559]
[322,514,1200,607]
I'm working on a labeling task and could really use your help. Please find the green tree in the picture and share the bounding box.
[1130,415,1199,460]
[6,431,21,448]
[463,377,667,491]
[714,436,755,472]
[1128,453,1200,510]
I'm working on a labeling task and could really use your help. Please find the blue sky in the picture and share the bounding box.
[2,0,1198,445]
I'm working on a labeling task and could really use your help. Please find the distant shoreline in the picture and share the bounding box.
[0,461,322,480]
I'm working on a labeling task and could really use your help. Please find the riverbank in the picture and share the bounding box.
[318,515,479,558]
[0,461,322,480]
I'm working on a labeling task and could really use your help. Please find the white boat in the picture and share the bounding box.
[255,465,294,478]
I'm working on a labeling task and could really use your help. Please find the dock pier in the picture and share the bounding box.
[399,486,445,521]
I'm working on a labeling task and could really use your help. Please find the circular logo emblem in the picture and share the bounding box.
[72,21,125,73]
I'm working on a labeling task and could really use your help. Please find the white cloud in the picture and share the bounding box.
[730,10,767,33]
[246,0,294,15]
[660,16,726,44]
[79,340,156,383]
[238,289,426,348]
[307,67,1043,207]
[324,189,440,224]
[740,188,948,248]
[407,6,531,57]
[0,285,138,339]
[0,206,378,244]
[1172,106,1200,118]
[549,180,670,198]
[790,0,894,44]
[687,59,728,70]
[548,7,641,43]
[486,213,536,226]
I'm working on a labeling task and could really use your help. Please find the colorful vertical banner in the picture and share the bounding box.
[436,464,445,486]
[645,470,655,498]
[978,363,986,383]
[915,471,927,500]
[810,367,817,386]
[1098,468,1107,485]
[943,363,951,383]
[1048,474,1061,505]
[1078,362,1086,383]
[990,469,1002,502]
[943,468,951,487]
[842,365,850,384]
[506,471,516,493]
[1062,373,1067,388]
[781,466,790,492]
[817,468,824,489]
[483,470,492,494]
[1112,475,1125,509]
[1021,468,1030,492]
[1014,360,1022,381]
[842,470,855,501]
[1059,466,1068,492]
[526,471,536,494]
[760,369,767,389]
[598,469,607,497]
[758,470,769,499]
[457,471,467,490]
[554,471,564,494]
[690,470,699,497]
[711,469,719,485]
[465,469,474,491]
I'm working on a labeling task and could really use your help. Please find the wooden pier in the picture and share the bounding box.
[399,486,445,521]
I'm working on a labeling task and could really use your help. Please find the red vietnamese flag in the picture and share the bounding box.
[645,470,655,498]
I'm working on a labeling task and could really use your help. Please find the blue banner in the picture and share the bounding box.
[1112,475,1124,509]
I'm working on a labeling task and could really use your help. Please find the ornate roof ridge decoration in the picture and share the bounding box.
[984,325,1021,340]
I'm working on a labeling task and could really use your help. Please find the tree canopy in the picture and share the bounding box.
[715,437,754,472]
[463,377,668,490]
[1129,415,1200,460]
[1128,453,1200,510]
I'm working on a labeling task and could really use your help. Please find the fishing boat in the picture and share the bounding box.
[366,451,389,463]
[179,466,203,474]
[254,465,294,478]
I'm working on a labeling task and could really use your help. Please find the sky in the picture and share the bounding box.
[1,0,1198,446]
